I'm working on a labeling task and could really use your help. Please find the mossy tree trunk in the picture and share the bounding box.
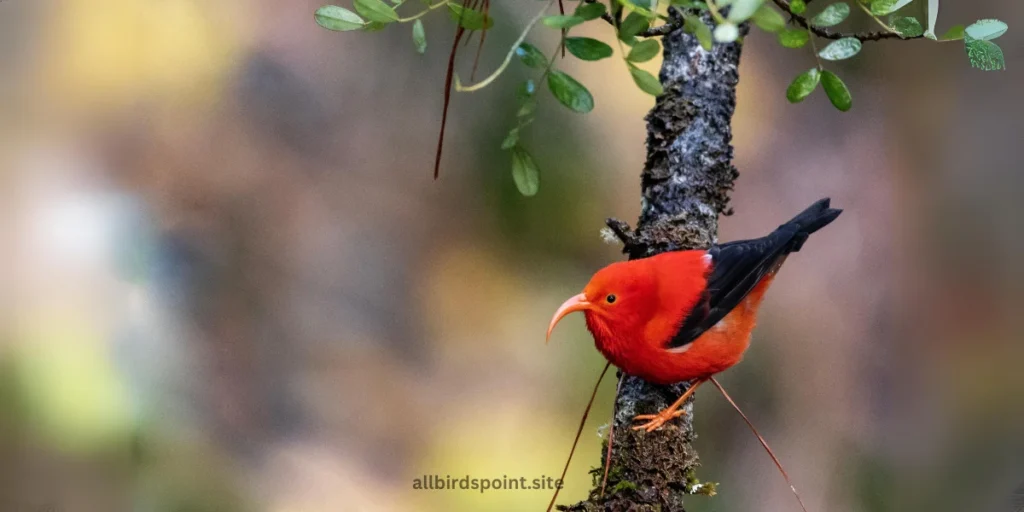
[563,11,746,512]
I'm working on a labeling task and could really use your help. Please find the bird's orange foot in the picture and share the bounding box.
[631,409,686,432]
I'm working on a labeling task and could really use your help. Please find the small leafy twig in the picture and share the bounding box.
[398,0,451,22]
[855,0,897,33]
[807,26,824,69]
[455,0,554,92]
[771,0,920,41]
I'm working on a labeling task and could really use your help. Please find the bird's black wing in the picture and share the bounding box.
[664,198,842,349]
[664,238,787,349]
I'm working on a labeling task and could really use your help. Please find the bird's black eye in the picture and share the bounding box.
[606,294,617,304]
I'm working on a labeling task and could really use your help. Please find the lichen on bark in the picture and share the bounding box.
[561,10,746,512]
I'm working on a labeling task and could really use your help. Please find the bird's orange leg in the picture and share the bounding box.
[632,378,706,432]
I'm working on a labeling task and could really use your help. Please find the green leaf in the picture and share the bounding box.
[516,79,537,101]
[516,80,537,117]
[752,5,786,33]
[818,37,862,60]
[353,0,398,23]
[714,22,739,43]
[890,16,924,38]
[778,28,810,48]
[411,19,427,53]
[543,15,586,29]
[565,37,614,60]
[518,99,537,117]
[727,0,764,23]
[786,68,820,103]
[547,71,595,113]
[965,19,1008,41]
[810,3,849,27]
[870,0,911,16]
[629,65,664,96]
[448,4,493,30]
[575,2,607,21]
[515,43,547,68]
[362,21,387,32]
[622,0,659,18]
[501,128,520,150]
[511,146,540,196]
[868,0,893,15]
[315,5,365,31]
[627,39,661,62]
[683,15,713,50]
[820,70,852,111]
[626,0,658,10]
[965,36,1006,71]
[619,12,650,41]
[790,0,806,14]
[940,24,965,41]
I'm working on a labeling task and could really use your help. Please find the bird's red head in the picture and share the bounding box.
[546,260,658,346]
[546,251,711,353]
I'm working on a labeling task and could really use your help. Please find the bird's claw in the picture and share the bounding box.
[631,409,686,432]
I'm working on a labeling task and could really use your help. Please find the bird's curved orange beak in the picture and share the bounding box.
[546,293,591,344]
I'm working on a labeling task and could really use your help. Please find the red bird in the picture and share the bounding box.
[547,198,841,432]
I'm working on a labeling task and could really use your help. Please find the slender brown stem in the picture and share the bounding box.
[709,376,810,512]
[462,0,480,49]
[600,373,623,497]
[470,0,489,80]
[546,362,612,512]
[558,0,567,57]
[434,25,466,179]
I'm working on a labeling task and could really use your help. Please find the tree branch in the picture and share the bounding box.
[771,0,923,41]
[641,22,682,37]
[603,218,638,251]
[561,9,743,510]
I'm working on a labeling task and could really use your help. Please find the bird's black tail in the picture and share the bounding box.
[668,198,841,348]
[777,197,842,253]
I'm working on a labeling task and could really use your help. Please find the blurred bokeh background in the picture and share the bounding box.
[1,0,1022,511]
